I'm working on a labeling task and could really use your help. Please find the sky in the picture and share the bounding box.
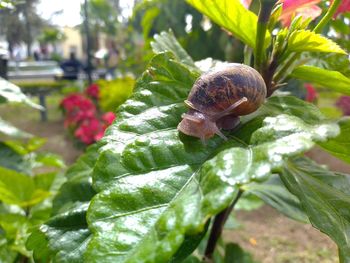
[37,0,82,27]
[37,0,134,27]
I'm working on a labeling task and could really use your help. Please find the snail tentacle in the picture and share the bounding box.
[212,97,248,121]
[184,100,201,111]
[214,128,228,141]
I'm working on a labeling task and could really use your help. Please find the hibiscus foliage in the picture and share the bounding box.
[26,0,350,262]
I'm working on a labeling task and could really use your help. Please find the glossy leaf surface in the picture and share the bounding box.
[0,78,42,109]
[0,117,31,138]
[291,66,350,95]
[281,158,350,262]
[86,47,338,263]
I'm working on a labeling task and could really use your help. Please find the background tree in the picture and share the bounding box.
[0,0,45,57]
[80,0,120,52]
[38,27,66,54]
[131,0,243,62]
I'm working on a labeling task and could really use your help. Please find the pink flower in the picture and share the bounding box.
[305,83,318,102]
[241,0,252,8]
[279,0,322,27]
[74,117,104,145]
[333,0,350,18]
[336,96,350,116]
[86,83,100,100]
[102,112,116,126]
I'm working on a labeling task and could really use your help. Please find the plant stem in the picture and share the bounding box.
[203,190,243,262]
[272,53,297,82]
[244,45,253,66]
[313,0,341,33]
[254,0,275,72]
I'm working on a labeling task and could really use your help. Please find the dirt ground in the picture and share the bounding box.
[1,94,350,263]
[226,206,338,263]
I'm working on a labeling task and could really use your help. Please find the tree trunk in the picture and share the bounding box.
[23,0,32,58]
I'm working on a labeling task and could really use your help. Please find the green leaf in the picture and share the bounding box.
[0,213,27,240]
[53,144,98,213]
[308,53,350,78]
[0,237,17,263]
[141,5,160,40]
[25,229,51,262]
[290,66,350,95]
[224,243,257,263]
[0,117,31,139]
[29,172,66,225]
[0,213,33,257]
[124,114,336,261]
[182,256,201,263]
[318,118,350,164]
[288,30,346,54]
[281,158,350,262]
[27,204,91,263]
[33,172,60,192]
[87,111,338,262]
[85,41,340,261]
[186,0,269,49]
[86,52,214,262]
[0,167,50,207]
[27,145,99,263]
[261,96,323,123]
[244,175,308,222]
[4,137,46,155]
[151,30,197,70]
[0,142,25,172]
[232,95,325,144]
[235,194,264,211]
[34,153,66,169]
[0,78,43,109]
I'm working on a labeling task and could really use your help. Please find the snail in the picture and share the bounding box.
[177,63,267,142]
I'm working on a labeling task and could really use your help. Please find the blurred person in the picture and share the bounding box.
[105,42,119,79]
[0,44,9,79]
[13,46,21,73]
[60,52,83,81]
[33,51,40,61]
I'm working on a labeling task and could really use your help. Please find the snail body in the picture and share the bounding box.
[177,63,266,142]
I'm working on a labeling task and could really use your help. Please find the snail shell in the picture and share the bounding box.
[178,63,266,141]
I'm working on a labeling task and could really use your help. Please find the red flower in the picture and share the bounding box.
[86,83,100,100]
[94,131,105,141]
[336,96,350,116]
[279,0,322,27]
[102,112,116,126]
[305,83,318,102]
[61,93,116,145]
[60,94,96,127]
[74,117,104,145]
[333,0,350,18]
